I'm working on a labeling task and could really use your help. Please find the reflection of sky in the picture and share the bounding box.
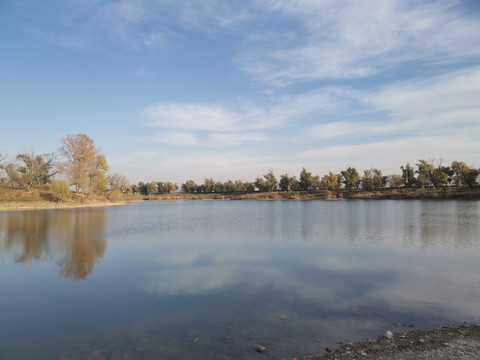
[1,200,480,359]
[132,200,480,323]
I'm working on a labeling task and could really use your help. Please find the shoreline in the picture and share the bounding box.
[1,187,479,212]
[296,324,480,360]
[0,200,126,212]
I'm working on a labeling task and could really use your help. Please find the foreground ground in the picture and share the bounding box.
[296,325,480,360]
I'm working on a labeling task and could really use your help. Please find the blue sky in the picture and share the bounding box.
[1,0,479,184]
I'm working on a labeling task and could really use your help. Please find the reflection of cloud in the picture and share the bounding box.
[142,266,243,296]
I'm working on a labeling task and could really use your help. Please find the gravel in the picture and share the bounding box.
[294,325,480,360]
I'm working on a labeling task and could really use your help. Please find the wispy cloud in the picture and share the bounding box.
[304,67,480,140]
[153,131,201,147]
[236,0,480,85]
[142,87,352,133]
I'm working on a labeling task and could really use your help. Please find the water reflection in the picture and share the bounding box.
[0,200,479,360]
[0,208,107,280]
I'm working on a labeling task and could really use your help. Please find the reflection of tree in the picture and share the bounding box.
[3,212,55,263]
[0,209,107,280]
[57,210,107,280]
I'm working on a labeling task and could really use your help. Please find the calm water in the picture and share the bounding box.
[0,200,479,359]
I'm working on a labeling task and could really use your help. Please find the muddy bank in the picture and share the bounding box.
[294,325,480,360]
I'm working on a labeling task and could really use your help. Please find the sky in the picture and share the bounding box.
[1,0,479,184]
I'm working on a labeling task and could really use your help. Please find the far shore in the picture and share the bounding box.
[1,187,479,212]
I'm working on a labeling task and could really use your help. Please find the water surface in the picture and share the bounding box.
[0,200,479,359]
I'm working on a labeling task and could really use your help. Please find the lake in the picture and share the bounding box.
[0,200,479,359]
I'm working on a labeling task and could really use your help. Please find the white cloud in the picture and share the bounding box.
[153,131,200,146]
[303,67,480,141]
[209,132,270,146]
[142,103,241,132]
[363,67,480,117]
[237,0,480,85]
[142,88,352,133]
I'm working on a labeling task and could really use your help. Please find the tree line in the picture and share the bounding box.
[2,135,478,200]
[133,160,479,196]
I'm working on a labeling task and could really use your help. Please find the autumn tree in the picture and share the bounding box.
[451,161,479,188]
[59,134,109,194]
[108,173,130,192]
[320,172,339,190]
[362,169,374,191]
[390,174,403,187]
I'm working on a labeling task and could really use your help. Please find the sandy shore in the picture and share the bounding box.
[0,200,126,212]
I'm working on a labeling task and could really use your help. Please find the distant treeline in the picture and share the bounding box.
[1,137,478,200]
[132,160,479,196]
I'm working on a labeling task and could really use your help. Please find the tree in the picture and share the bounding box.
[263,170,278,192]
[16,151,57,191]
[235,180,246,192]
[108,173,130,192]
[182,180,198,193]
[416,159,450,188]
[243,182,254,193]
[157,182,177,194]
[341,167,360,190]
[279,174,291,191]
[3,162,20,188]
[311,175,321,190]
[299,168,313,191]
[289,176,300,191]
[372,169,384,190]
[390,174,403,187]
[146,182,157,195]
[401,163,416,187]
[59,134,109,193]
[204,178,215,193]
[215,181,224,193]
[320,172,339,190]
[254,177,267,192]
[362,169,374,191]
[451,161,479,188]
[137,181,147,194]
[224,180,236,193]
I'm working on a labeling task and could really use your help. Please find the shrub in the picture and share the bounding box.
[108,189,124,202]
[49,180,72,202]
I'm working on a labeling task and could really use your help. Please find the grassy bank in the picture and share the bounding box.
[0,186,124,212]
